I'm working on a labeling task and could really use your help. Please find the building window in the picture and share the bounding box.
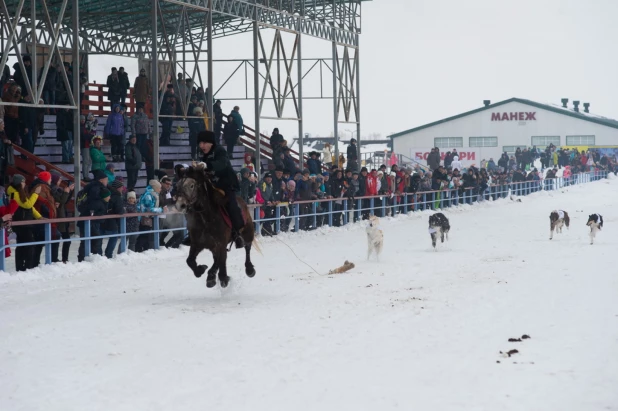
[434,137,463,149]
[503,145,526,155]
[566,135,595,146]
[469,137,498,147]
[531,136,560,147]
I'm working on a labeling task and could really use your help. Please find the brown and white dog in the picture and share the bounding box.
[549,210,570,240]
[586,214,603,245]
[366,215,384,261]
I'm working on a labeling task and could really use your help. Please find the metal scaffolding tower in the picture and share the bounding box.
[0,0,367,181]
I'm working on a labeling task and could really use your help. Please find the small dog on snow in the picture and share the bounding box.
[428,212,450,250]
[366,215,384,261]
[586,214,603,245]
[549,210,570,240]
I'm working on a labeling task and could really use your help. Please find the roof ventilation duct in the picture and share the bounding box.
[561,98,569,108]
[573,101,580,112]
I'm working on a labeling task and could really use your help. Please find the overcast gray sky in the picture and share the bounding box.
[85,0,616,141]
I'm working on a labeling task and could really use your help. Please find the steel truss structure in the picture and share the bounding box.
[0,0,368,180]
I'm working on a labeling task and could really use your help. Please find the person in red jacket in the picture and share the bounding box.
[0,198,19,257]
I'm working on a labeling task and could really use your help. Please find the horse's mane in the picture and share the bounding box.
[185,166,227,208]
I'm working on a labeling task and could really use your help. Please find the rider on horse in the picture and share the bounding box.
[196,130,245,248]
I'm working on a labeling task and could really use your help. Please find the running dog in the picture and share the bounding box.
[366,215,384,261]
[586,214,603,245]
[549,210,570,240]
[429,212,450,250]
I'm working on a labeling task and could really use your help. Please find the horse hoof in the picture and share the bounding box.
[220,276,230,288]
[246,267,256,278]
[194,265,207,278]
[206,277,217,288]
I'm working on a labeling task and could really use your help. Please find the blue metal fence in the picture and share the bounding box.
[0,171,608,272]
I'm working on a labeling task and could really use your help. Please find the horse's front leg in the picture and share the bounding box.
[245,244,256,278]
[206,254,219,288]
[216,246,230,288]
[186,243,208,278]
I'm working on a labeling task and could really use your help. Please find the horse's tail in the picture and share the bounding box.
[252,237,263,256]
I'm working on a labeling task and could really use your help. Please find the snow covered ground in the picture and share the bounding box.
[1,178,617,411]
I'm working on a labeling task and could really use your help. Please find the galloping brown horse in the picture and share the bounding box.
[175,166,256,288]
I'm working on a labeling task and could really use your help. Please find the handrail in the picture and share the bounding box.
[10,144,86,187]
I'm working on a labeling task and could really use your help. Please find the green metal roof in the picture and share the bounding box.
[390,98,618,139]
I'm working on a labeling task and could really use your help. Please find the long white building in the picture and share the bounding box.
[390,98,618,166]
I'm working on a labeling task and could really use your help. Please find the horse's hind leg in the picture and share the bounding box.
[187,244,207,278]
[245,244,256,278]
[206,255,219,288]
[216,247,230,288]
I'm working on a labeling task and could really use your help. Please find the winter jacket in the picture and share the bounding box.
[223,121,239,146]
[347,144,358,161]
[131,113,150,136]
[90,146,107,171]
[270,133,284,151]
[307,158,322,175]
[7,186,42,220]
[200,144,239,190]
[125,141,143,170]
[125,201,139,233]
[366,174,378,196]
[450,156,463,171]
[239,176,256,203]
[55,110,73,142]
[0,199,18,257]
[322,146,333,164]
[138,186,163,218]
[103,190,124,231]
[104,105,125,136]
[80,180,108,217]
[283,154,297,174]
[133,75,150,102]
[229,110,244,135]
[106,74,122,101]
[259,180,274,203]
[52,185,71,233]
[357,174,367,197]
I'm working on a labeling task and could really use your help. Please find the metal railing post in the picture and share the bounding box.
[44,222,52,265]
[153,216,160,250]
[312,202,317,228]
[328,201,333,227]
[369,197,374,216]
[84,220,91,257]
[356,198,361,221]
[382,196,386,216]
[275,205,281,234]
[403,194,408,214]
[294,203,300,232]
[343,199,348,225]
[119,217,127,253]
[254,207,261,235]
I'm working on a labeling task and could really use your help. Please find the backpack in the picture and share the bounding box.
[76,187,89,214]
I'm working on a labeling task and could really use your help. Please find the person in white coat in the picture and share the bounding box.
[450,155,463,171]
[322,142,333,168]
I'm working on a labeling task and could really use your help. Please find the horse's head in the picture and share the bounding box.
[175,166,205,213]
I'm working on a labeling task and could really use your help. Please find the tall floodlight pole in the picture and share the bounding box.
[252,0,261,177]
[31,0,37,106]
[151,0,160,169]
[72,0,81,189]
[207,0,214,131]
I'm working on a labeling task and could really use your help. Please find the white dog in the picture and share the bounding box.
[366,215,384,261]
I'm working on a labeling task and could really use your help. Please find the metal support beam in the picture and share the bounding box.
[207,0,214,131]
[331,37,339,166]
[252,1,261,177]
[355,37,361,168]
[72,0,81,188]
[297,4,304,168]
[152,0,160,169]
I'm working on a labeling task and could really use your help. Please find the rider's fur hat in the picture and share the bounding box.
[197,130,216,145]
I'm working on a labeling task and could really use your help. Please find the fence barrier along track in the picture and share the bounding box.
[0,171,608,272]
